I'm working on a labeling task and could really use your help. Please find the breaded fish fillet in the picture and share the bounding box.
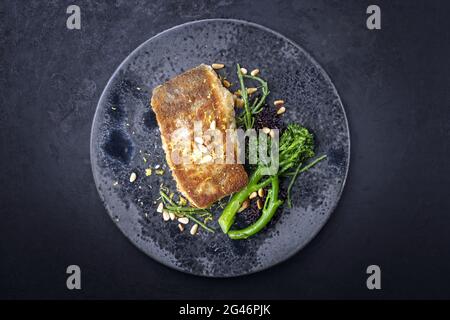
[150,64,248,208]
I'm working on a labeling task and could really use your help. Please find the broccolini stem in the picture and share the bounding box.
[228,176,283,240]
[286,155,327,208]
[286,162,303,208]
[218,167,272,233]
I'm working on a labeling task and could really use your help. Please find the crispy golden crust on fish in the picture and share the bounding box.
[150,64,248,208]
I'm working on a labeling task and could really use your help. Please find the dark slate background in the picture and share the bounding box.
[1,0,449,299]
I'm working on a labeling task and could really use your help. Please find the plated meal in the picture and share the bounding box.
[149,63,326,239]
[91,19,349,277]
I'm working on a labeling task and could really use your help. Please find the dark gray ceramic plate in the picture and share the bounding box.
[90,19,350,277]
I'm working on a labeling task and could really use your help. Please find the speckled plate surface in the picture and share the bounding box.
[90,19,350,277]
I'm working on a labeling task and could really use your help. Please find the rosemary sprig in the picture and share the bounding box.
[165,205,211,214]
[165,208,215,233]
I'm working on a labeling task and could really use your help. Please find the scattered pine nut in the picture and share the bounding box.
[277,106,286,115]
[201,154,213,163]
[222,79,231,88]
[250,69,260,76]
[258,188,265,198]
[156,202,164,213]
[235,98,244,108]
[162,210,170,221]
[249,191,257,199]
[269,129,275,138]
[190,223,199,235]
[195,137,204,144]
[274,99,285,106]
[240,67,248,75]
[203,134,212,143]
[212,63,224,69]
[169,211,176,221]
[178,224,184,232]
[262,127,270,134]
[178,217,189,224]
[198,144,209,154]
[129,172,137,183]
[238,200,250,213]
[257,199,264,210]
[247,87,257,94]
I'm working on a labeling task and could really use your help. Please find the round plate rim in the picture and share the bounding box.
[90,18,351,277]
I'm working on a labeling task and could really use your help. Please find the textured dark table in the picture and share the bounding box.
[1,0,450,299]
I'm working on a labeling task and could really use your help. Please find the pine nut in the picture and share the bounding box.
[258,188,265,198]
[169,211,176,221]
[235,98,244,108]
[201,154,213,163]
[250,69,260,76]
[269,129,275,138]
[262,127,270,134]
[240,67,248,75]
[247,87,257,94]
[257,199,264,210]
[178,224,184,232]
[238,200,249,212]
[203,134,212,143]
[156,202,164,213]
[162,210,170,221]
[274,99,285,106]
[199,144,209,154]
[212,63,224,69]
[277,106,286,115]
[178,217,189,224]
[249,192,257,199]
[190,223,199,235]
[194,137,204,144]
[222,79,231,88]
[129,172,137,183]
